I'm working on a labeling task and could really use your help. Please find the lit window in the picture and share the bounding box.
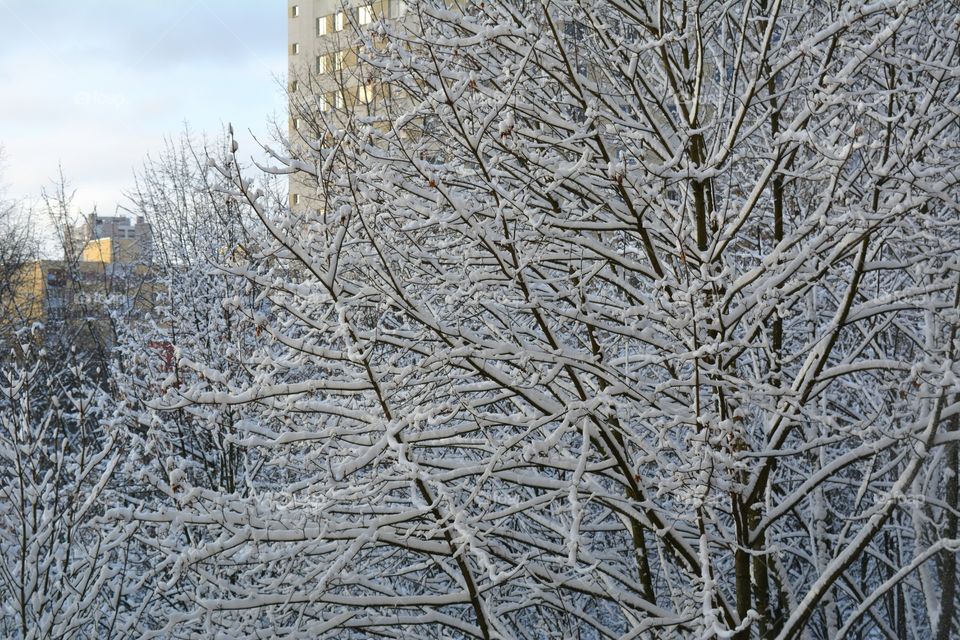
[335,11,346,31]
[291,5,299,18]
[317,16,328,35]
[291,43,300,55]
[359,6,374,25]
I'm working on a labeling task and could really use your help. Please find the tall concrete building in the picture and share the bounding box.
[287,1,405,209]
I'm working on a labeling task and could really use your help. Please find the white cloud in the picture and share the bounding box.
[0,0,286,217]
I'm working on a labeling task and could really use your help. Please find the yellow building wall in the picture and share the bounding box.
[1,262,47,333]
[81,238,113,263]
[80,237,141,264]
[1,257,161,346]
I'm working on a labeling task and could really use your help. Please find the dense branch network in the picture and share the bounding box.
[31,1,959,638]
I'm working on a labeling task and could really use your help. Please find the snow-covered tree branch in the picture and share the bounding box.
[111,1,959,637]
[0,342,135,638]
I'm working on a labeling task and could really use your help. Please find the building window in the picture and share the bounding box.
[291,43,300,55]
[290,79,299,92]
[294,117,303,130]
[316,54,327,73]
[335,91,345,109]
[388,0,405,18]
[335,11,346,31]
[292,193,301,205]
[291,5,299,18]
[317,16,328,35]
[334,50,345,72]
[359,6,374,25]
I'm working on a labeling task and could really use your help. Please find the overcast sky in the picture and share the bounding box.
[0,0,286,216]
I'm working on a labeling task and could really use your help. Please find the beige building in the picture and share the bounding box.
[1,213,157,343]
[0,258,157,352]
[287,1,406,209]
[68,213,153,264]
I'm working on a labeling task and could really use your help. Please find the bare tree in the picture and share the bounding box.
[118,1,959,638]
[35,170,160,376]
[125,129,266,271]
[117,131,265,495]
[0,151,40,348]
[0,339,136,639]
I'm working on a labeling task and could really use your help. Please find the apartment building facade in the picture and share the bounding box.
[287,0,406,209]
[1,213,157,345]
